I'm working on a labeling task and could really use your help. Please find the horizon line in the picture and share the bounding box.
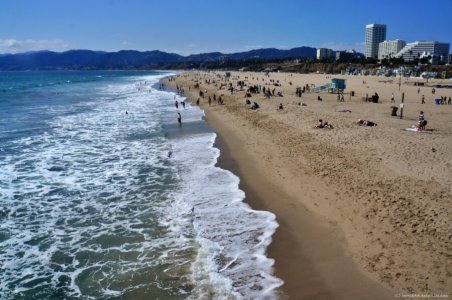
[0,45,351,57]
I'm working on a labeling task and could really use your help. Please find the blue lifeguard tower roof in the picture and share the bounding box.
[331,78,346,90]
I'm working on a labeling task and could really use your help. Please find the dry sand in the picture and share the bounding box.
[163,71,452,299]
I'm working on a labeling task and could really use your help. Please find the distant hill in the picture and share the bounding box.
[0,47,317,70]
[228,47,316,60]
[0,49,181,70]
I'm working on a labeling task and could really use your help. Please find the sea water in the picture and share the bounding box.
[0,71,282,299]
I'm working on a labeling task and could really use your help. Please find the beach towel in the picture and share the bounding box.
[404,127,432,133]
[405,127,419,132]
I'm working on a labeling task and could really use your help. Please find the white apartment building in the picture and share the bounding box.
[396,41,450,63]
[378,39,406,60]
[365,24,386,58]
[316,48,335,60]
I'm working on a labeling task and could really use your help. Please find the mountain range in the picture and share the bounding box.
[0,47,317,70]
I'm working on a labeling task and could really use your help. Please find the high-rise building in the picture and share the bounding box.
[365,24,387,58]
[316,48,335,60]
[378,39,406,60]
[396,41,450,63]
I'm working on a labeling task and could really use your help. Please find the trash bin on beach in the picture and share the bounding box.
[390,106,398,116]
[435,99,441,105]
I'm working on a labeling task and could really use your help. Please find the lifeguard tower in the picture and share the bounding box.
[331,78,346,93]
[310,78,346,94]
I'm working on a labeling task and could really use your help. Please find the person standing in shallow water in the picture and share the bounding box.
[177,112,182,125]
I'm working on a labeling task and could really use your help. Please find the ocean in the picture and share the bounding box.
[0,71,282,299]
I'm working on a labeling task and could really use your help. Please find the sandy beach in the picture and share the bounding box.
[163,71,452,299]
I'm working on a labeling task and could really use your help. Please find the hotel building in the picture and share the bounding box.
[365,24,387,58]
[378,39,406,60]
[396,41,450,63]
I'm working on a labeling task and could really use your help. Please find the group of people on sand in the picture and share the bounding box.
[314,111,430,131]
[295,86,306,97]
[438,96,451,105]
[312,118,378,129]
[313,119,333,129]
[170,73,440,134]
[364,92,379,103]
[263,86,276,98]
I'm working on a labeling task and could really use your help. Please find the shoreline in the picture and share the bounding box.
[162,70,451,298]
[162,75,395,299]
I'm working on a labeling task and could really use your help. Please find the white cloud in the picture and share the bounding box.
[243,45,265,50]
[121,40,131,45]
[0,39,69,53]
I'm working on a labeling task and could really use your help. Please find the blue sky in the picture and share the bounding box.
[1,0,451,55]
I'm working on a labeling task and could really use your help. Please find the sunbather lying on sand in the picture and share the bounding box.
[314,119,324,128]
[324,122,333,129]
[337,109,352,113]
[250,102,259,110]
[357,119,377,126]
[313,119,333,129]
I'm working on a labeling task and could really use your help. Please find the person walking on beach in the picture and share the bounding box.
[421,95,425,104]
[391,93,395,103]
[175,100,179,109]
[208,97,211,106]
[182,101,186,109]
[177,112,182,125]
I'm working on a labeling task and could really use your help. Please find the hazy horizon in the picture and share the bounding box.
[0,45,321,56]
